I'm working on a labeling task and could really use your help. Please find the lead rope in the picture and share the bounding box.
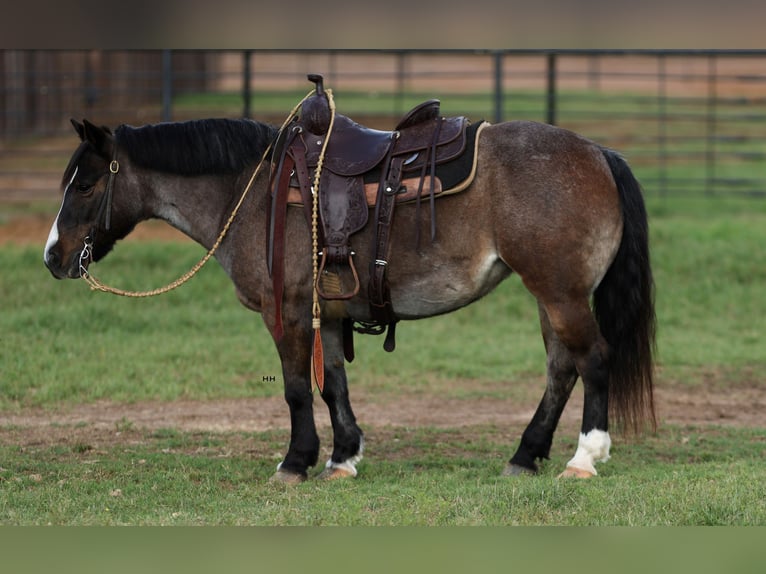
[80,93,315,298]
[81,156,265,297]
[310,88,336,393]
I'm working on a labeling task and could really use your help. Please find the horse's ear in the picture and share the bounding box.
[82,119,115,158]
[71,118,85,141]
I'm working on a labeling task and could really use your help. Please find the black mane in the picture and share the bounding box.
[115,118,278,175]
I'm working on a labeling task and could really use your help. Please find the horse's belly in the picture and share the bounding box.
[390,253,511,319]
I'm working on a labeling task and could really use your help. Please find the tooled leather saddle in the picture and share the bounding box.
[268,74,482,356]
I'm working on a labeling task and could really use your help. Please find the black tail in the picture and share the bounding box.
[595,148,657,434]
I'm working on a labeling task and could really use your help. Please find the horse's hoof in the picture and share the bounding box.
[557,466,596,479]
[502,463,536,477]
[317,466,356,481]
[270,468,307,485]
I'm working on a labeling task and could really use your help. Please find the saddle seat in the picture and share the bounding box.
[298,101,467,179]
[311,116,393,176]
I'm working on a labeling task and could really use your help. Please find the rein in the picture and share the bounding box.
[78,94,316,298]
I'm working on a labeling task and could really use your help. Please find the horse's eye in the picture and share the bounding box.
[76,183,93,194]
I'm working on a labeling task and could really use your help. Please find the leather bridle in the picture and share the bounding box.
[98,158,120,232]
[79,155,119,277]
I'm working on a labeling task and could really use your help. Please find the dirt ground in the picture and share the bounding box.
[2,213,764,450]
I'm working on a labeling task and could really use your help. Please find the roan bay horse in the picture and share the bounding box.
[44,93,655,482]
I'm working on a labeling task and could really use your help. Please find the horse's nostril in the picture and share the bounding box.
[44,249,61,272]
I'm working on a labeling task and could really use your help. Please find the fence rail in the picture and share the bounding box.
[2,49,766,199]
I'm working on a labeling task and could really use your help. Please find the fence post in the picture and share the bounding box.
[493,51,504,124]
[395,51,406,116]
[243,50,252,119]
[546,52,557,126]
[706,54,717,196]
[657,53,667,196]
[161,50,173,122]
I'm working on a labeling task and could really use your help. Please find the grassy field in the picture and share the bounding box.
[0,196,765,525]
[0,424,763,526]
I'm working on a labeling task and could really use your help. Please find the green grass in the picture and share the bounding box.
[647,196,766,368]
[1,242,282,407]
[0,424,763,525]
[1,196,765,525]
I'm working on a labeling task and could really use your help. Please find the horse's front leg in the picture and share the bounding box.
[271,321,320,484]
[315,320,365,480]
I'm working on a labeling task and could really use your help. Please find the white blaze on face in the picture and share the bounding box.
[44,166,77,265]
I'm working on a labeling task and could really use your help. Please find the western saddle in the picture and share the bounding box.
[268,74,478,357]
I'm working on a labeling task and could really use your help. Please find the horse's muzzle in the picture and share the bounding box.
[44,249,80,279]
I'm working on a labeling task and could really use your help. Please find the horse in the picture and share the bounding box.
[44,104,656,483]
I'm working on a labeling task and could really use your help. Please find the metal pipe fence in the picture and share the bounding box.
[2,49,766,199]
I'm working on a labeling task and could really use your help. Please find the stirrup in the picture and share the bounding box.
[315,251,360,300]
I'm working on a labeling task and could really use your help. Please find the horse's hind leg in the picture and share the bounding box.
[543,298,612,478]
[507,298,612,478]
[505,303,579,475]
[316,320,365,480]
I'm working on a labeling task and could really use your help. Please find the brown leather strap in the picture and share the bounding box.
[289,136,315,231]
[413,144,429,250]
[369,151,404,332]
[428,118,443,242]
[366,119,443,351]
[270,153,294,342]
[268,126,300,341]
[268,126,299,275]
[342,318,355,362]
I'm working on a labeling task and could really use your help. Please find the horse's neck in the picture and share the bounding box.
[149,172,242,249]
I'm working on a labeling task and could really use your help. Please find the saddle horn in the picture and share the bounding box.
[301,74,331,135]
[307,73,325,95]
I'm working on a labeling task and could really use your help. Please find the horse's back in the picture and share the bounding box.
[478,120,619,211]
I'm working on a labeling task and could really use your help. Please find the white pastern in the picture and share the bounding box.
[324,437,364,477]
[565,429,611,476]
[275,438,365,477]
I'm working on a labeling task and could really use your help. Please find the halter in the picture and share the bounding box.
[78,154,119,278]
[99,158,120,232]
